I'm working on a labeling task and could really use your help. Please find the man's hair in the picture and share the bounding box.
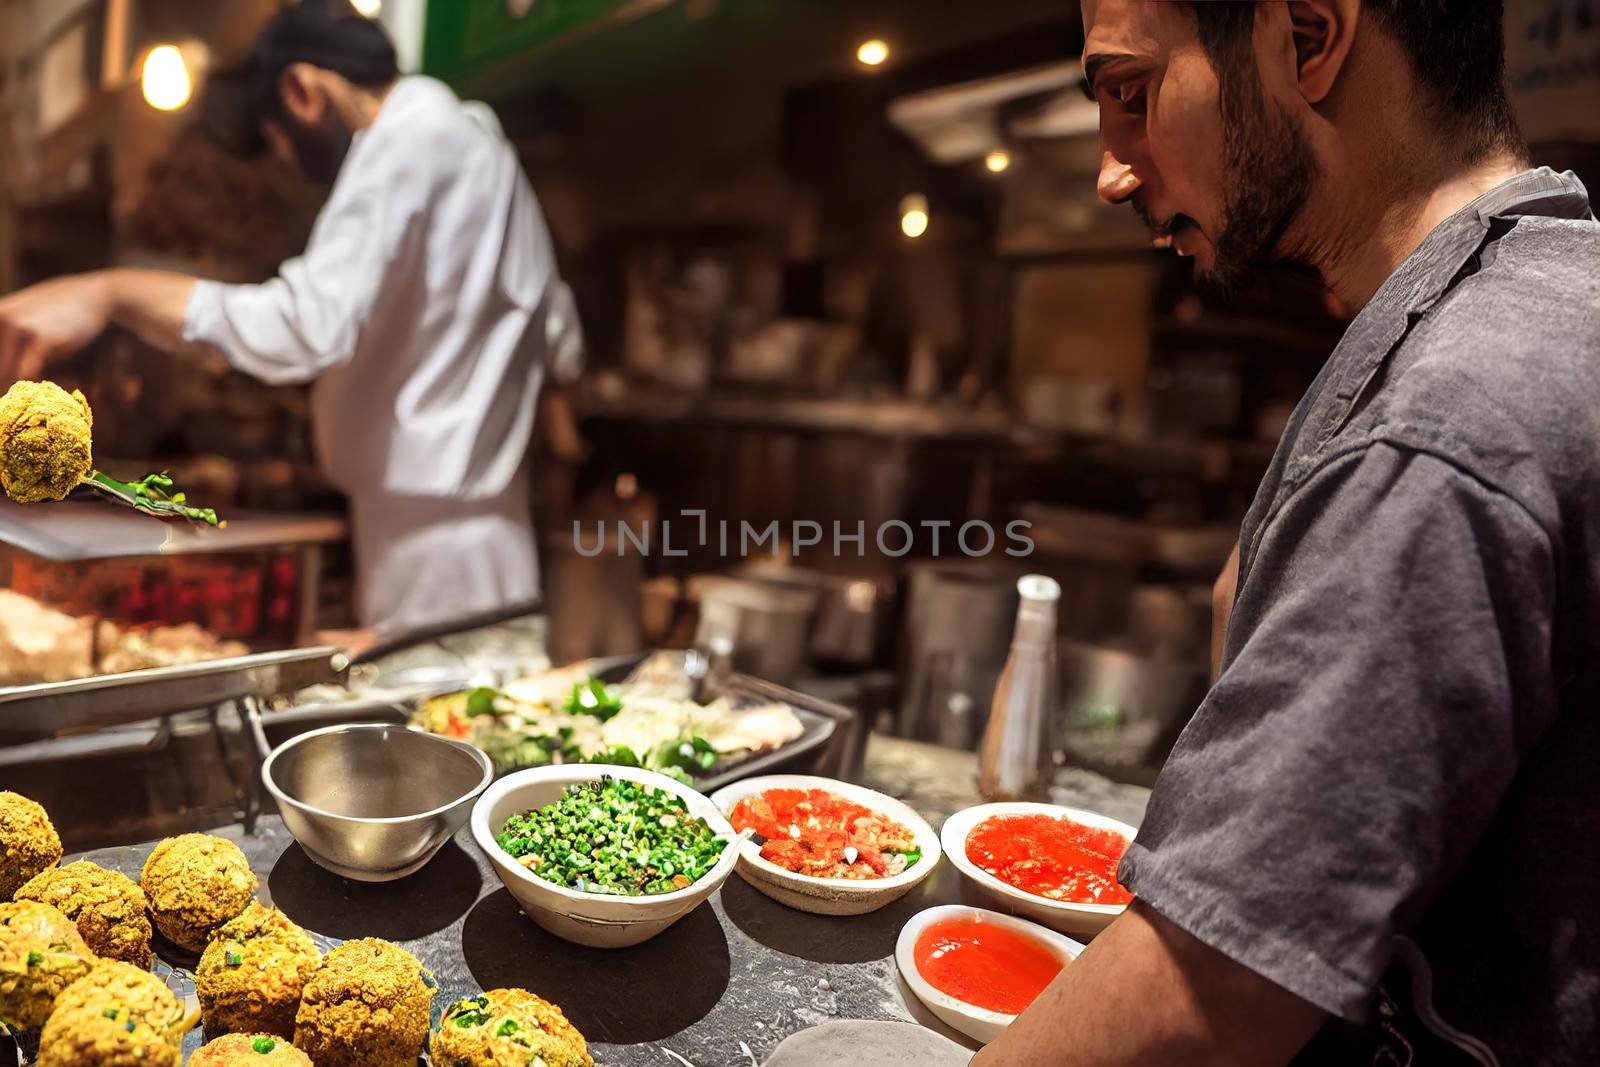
[1187,1,1525,162]
[201,0,399,158]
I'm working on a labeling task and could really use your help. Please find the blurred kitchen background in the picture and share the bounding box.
[1,0,1595,794]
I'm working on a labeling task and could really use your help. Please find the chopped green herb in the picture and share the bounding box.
[124,1020,136,1033]
[252,1036,276,1053]
[225,950,243,967]
[496,776,727,896]
[103,1007,119,1019]
[496,1017,520,1037]
[26,951,42,967]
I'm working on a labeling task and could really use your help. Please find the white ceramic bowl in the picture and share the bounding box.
[471,764,742,948]
[895,904,1083,1045]
[941,802,1136,937]
[709,774,942,916]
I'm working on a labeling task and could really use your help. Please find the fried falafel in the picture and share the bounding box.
[0,380,94,504]
[190,1032,314,1065]
[292,937,434,1067]
[15,861,152,967]
[0,790,63,900]
[36,959,190,1066]
[433,988,595,1067]
[140,833,256,952]
[0,899,95,1031]
[196,901,320,1039]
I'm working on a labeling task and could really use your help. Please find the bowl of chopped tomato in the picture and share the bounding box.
[710,775,942,915]
[941,802,1137,937]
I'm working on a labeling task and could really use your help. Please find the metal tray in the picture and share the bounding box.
[590,656,848,792]
[0,646,348,745]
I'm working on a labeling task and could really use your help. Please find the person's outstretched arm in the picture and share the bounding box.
[0,268,197,380]
[973,901,1324,1067]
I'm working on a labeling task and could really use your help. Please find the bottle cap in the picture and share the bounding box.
[1017,575,1061,601]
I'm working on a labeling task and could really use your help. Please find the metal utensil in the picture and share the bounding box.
[261,723,492,882]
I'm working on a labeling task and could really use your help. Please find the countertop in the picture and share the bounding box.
[62,737,1150,1067]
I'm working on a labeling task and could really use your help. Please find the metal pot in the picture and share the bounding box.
[1053,640,1208,782]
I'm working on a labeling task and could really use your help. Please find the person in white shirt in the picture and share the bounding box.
[0,1,583,637]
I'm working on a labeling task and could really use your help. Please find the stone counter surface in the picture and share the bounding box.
[59,738,1150,1067]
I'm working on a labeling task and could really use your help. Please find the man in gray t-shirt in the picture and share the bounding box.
[980,4,1599,1067]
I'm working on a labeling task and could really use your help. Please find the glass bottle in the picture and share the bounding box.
[978,574,1060,800]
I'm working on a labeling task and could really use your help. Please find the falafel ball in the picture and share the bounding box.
[190,1032,314,1065]
[140,833,257,952]
[292,937,434,1067]
[433,989,595,1067]
[0,899,96,1031]
[0,380,94,504]
[15,861,152,967]
[196,901,320,1039]
[36,959,190,1067]
[0,790,63,900]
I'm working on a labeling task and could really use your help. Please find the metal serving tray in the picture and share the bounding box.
[585,652,850,791]
[0,646,347,745]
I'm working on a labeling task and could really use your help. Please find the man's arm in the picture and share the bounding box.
[0,268,196,380]
[975,901,1324,1067]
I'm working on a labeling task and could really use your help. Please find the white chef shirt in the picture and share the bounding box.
[182,75,583,633]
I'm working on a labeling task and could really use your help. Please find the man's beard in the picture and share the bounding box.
[285,114,353,186]
[1197,62,1320,301]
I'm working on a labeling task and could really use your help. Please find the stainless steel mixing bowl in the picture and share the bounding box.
[262,723,493,882]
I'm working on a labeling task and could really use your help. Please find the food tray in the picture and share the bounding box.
[579,652,848,791]
[0,647,347,745]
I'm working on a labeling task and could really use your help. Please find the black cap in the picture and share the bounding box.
[200,0,399,157]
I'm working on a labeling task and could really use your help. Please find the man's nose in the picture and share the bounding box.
[1097,149,1140,205]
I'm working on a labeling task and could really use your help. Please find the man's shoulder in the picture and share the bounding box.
[1368,214,1599,529]
[365,76,505,171]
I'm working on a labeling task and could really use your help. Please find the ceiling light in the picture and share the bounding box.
[350,0,383,16]
[899,194,929,239]
[856,39,890,67]
[984,149,1011,174]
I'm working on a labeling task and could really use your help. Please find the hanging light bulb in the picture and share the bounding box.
[985,149,1012,174]
[856,39,890,67]
[350,0,382,17]
[141,45,192,112]
[899,194,929,239]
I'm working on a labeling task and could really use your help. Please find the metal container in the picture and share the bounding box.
[689,574,818,685]
[898,561,1020,745]
[262,723,492,882]
[1054,640,1209,783]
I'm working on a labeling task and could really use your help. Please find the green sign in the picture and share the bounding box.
[422,0,667,87]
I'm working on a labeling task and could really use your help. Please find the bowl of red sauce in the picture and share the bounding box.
[896,905,1084,1045]
[711,775,941,915]
[941,802,1136,937]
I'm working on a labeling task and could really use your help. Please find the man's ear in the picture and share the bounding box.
[278,62,326,126]
[1288,0,1359,104]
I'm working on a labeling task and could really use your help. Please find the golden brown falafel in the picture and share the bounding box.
[15,861,152,967]
[292,937,434,1067]
[196,901,320,1039]
[140,833,256,952]
[0,899,95,1031]
[36,959,190,1066]
[0,380,93,504]
[190,1032,314,1065]
[432,988,595,1067]
[0,790,62,900]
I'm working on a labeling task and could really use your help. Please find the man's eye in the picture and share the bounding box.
[1117,83,1148,115]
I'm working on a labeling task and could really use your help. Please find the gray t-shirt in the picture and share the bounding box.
[1120,168,1600,1067]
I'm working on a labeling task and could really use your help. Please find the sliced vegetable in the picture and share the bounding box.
[496,776,727,896]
